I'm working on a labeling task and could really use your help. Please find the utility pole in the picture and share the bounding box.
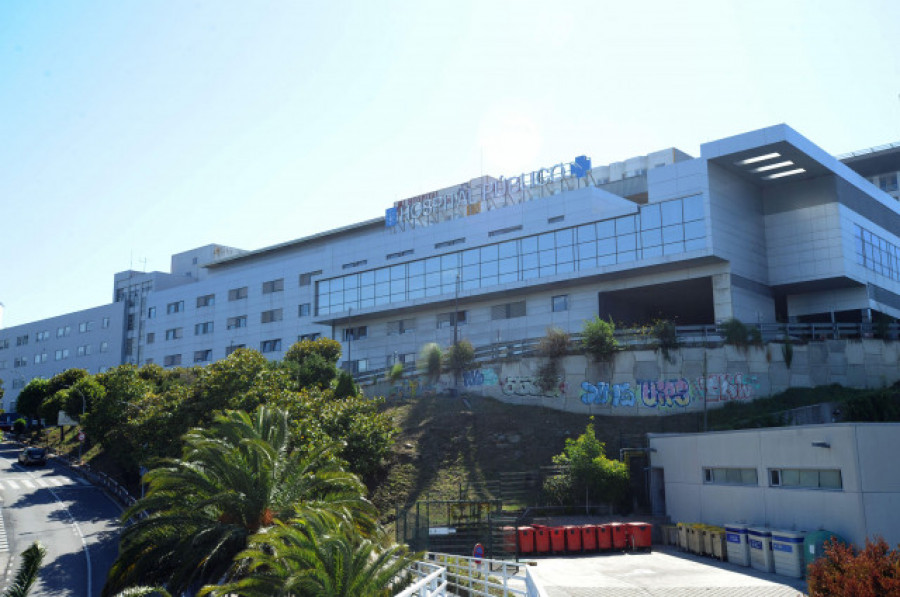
[453,272,460,391]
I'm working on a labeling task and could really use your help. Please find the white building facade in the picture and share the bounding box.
[2,124,900,411]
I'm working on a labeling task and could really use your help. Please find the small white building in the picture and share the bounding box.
[648,423,900,547]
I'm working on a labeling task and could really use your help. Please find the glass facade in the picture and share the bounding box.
[317,195,706,316]
[855,224,900,281]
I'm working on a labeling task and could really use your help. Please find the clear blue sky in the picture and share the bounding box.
[1,0,899,328]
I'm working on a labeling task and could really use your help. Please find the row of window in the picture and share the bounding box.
[867,172,899,194]
[3,342,111,368]
[147,304,314,344]
[855,224,900,282]
[0,319,112,351]
[318,195,705,315]
[702,467,842,490]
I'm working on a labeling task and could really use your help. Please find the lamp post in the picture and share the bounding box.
[453,272,460,391]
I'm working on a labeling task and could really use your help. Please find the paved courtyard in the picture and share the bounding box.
[526,546,808,597]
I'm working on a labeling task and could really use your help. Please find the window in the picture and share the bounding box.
[226,344,246,356]
[346,358,368,373]
[342,260,368,270]
[434,238,465,249]
[76,344,92,357]
[436,311,466,329]
[702,467,758,486]
[100,341,109,353]
[102,317,110,329]
[879,173,899,193]
[0,360,5,369]
[79,321,93,333]
[226,315,248,330]
[552,295,569,312]
[54,348,70,361]
[262,278,284,294]
[489,225,523,238]
[33,352,47,364]
[196,294,215,308]
[14,357,28,368]
[298,303,311,317]
[260,339,282,353]
[228,286,248,301]
[299,333,321,342]
[299,270,322,287]
[12,379,25,389]
[163,354,182,367]
[125,338,134,356]
[35,331,50,342]
[769,468,842,489]
[127,314,135,331]
[148,306,157,319]
[491,300,526,320]
[0,339,8,350]
[146,332,155,344]
[55,326,70,338]
[195,321,214,335]
[261,309,283,324]
[166,301,184,314]
[548,215,564,224]
[194,349,213,363]
[16,335,28,346]
[165,328,183,341]
[386,318,416,335]
[342,326,367,341]
[386,249,414,260]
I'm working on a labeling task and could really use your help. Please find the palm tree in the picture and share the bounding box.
[3,541,46,597]
[102,407,375,596]
[199,516,416,597]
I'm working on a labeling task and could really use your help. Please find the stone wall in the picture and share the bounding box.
[368,339,900,415]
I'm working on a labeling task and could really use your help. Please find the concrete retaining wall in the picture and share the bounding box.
[368,339,900,415]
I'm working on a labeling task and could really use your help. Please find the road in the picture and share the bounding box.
[0,442,121,597]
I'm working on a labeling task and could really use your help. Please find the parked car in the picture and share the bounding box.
[18,447,47,466]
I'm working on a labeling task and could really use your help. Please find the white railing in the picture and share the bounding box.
[398,552,549,597]
[396,560,448,597]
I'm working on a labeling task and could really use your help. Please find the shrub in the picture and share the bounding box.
[652,319,679,361]
[445,340,476,379]
[540,327,571,359]
[388,362,404,384]
[333,370,357,399]
[782,336,794,369]
[808,537,900,596]
[581,317,618,361]
[721,318,761,347]
[12,418,27,435]
[536,361,560,393]
[419,343,443,382]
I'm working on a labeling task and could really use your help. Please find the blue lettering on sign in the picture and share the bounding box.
[749,540,763,550]
[385,207,398,228]
[572,155,591,178]
[726,533,741,544]
[773,544,793,553]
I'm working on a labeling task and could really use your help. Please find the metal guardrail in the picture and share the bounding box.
[355,322,900,386]
[398,552,531,597]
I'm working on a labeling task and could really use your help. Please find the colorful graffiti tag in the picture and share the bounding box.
[462,368,500,387]
[501,376,568,398]
[580,374,758,409]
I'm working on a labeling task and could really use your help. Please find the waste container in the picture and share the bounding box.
[581,525,598,552]
[608,523,627,550]
[550,527,566,554]
[596,524,612,550]
[564,526,582,553]
[772,530,807,578]
[725,523,751,566]
[533,526,550,554]
[803,530,848,570]
[627,522,652,551]
[705,526,726,560]
[749,526,774,573]
[501,526,516,553]
[517,527,534,554]
[700,526,713,556]
[687,524,703,555]
[677,522,689,551]
[660,524,678,547]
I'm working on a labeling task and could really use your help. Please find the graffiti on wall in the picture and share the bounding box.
[388,378,447,400]
[501,376,568,398]
[462,368,500,387]
[580,374,758,409]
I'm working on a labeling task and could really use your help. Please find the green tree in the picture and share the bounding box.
[3,541,46,597]
[63,377,106,424]
[581,317,618,361]
[544,420,629,508]
[14,379,51,422]
[333,371,357,399]
[283,338,343,390]
[200,518,415,597]
[444,340,475,380]
[103,408,374,597]
[419,343,443,383]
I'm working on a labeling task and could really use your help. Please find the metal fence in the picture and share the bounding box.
[399,552,533,597]
[356,321,900,385]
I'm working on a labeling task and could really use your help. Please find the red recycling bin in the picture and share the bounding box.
[533,526,551,554]
[550,527,566,553]
[608,522,628,550]
[596,524,612,550]
[517,527,534,554]
[581,525,598,552]
[627,522,653,551]
[564,526,582,553]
